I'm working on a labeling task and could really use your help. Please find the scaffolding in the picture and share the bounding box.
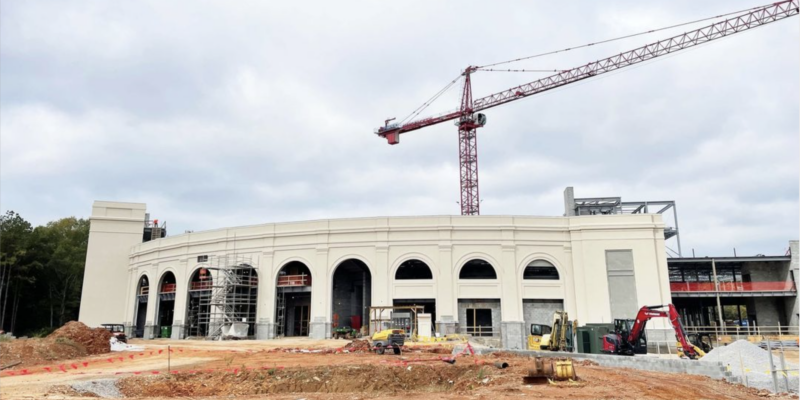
[196,255,259,340]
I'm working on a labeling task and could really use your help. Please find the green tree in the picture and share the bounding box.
[0,211,34,332]
[0,212,90,334]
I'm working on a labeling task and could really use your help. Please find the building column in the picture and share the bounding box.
[256,250,275,340]
[171,259,188,339]
[437,240,456,336]
[500,243,525,350]
[309,247,329,339]
[144,265,158,339]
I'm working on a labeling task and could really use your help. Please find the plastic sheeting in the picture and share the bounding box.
[223,323,249,338]
[110,337,145,352]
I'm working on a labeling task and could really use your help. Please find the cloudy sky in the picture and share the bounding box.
[1,1,797,257]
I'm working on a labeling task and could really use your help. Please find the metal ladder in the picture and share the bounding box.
[275,290,286,337]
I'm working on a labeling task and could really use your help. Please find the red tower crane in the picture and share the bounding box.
[375,1,798,216]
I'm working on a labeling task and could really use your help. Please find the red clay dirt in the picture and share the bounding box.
[1,339,796,399]
[0,321,112,369]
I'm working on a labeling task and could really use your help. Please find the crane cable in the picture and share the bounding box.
[399,75,462,125]
[477,1,783,69]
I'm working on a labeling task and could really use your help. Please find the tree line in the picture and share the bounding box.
[0,210,89,336]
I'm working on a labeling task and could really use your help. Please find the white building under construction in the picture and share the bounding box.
[77,191,797,349]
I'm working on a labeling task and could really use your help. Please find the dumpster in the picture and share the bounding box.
[160,326,172,338]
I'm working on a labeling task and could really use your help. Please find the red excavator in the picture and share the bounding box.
[602,304,699,359]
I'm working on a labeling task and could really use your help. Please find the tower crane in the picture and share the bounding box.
[375,1,798,216]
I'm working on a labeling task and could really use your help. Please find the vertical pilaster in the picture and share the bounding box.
[309,247,329,339]
[171,258,188,339]
[256,250,275,339]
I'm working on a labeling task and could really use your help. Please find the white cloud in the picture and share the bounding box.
[0,0,796,256]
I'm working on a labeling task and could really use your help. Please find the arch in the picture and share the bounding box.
[328,254,375,280]
[330,258,372,335]
[390,253,438,281]
[395,259,433,280]
[454,252,503,282]
[274,256,314,282]
[516,253,565,282]
[523,259,560,280]
[275,260,312,337]
[185,267,213,338]
[158,270,177,290]
[458,259,497,279]
[133,274,150,338]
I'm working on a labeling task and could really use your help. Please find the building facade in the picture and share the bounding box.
[78,201,676,349]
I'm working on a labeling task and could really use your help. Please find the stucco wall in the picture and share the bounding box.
[78,201,147,328]
[80,202,672,345]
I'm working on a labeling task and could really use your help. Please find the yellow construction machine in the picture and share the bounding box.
[528,311,577,352]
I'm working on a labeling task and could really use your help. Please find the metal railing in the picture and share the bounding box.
[138,286,150,296]
[190,281,213,291]
[460,325,497,337]
[277,274,311,287]
[684,325,800,339]
[160,283,177,294]
[670,281,796,292]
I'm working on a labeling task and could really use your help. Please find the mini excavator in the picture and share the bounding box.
[602,304,700,359]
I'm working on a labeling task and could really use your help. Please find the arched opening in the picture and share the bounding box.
[331,259,371,336]
[133,275,149,338]
[156,272,177,338]
[186,268,212,338]
[459,259,497,279]
[395,259,433,280]
[275,261,312,337]
[523,260,560,280]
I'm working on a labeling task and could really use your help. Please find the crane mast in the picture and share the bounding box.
[375,1,798,216]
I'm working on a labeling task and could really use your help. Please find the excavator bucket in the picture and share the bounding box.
[524,357,577,383]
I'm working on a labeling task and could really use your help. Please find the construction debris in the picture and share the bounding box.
[342,339,371,353]
[701,340,798,393]
[70,379,123,398]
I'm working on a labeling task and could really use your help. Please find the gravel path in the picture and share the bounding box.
[700,340,798,393]
[71,379,122,398]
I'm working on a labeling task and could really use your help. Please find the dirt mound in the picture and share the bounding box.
[48,321,113,355]
[342,339,371,353]
[118,364,496,397]
[0,321,112,369]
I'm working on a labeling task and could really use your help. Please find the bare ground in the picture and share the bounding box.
[1,338,796,400]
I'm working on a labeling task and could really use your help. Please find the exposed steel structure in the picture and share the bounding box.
[375,1,798,216]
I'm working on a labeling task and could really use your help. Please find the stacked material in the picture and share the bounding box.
[700,340,798,393]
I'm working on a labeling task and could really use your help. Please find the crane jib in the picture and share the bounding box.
[373,0,798,215]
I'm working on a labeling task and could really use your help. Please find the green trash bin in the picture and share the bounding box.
[160,326,172,338]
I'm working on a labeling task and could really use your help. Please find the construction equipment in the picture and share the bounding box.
[540,311,576,352]
[370,328,405,355]
[101,324,127,343]
[677,333,712,358]
[527,323,552,350]
[332,326,359,340]
[374,1,798,216]
[524,357,577,383]
[602,304,700,359]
